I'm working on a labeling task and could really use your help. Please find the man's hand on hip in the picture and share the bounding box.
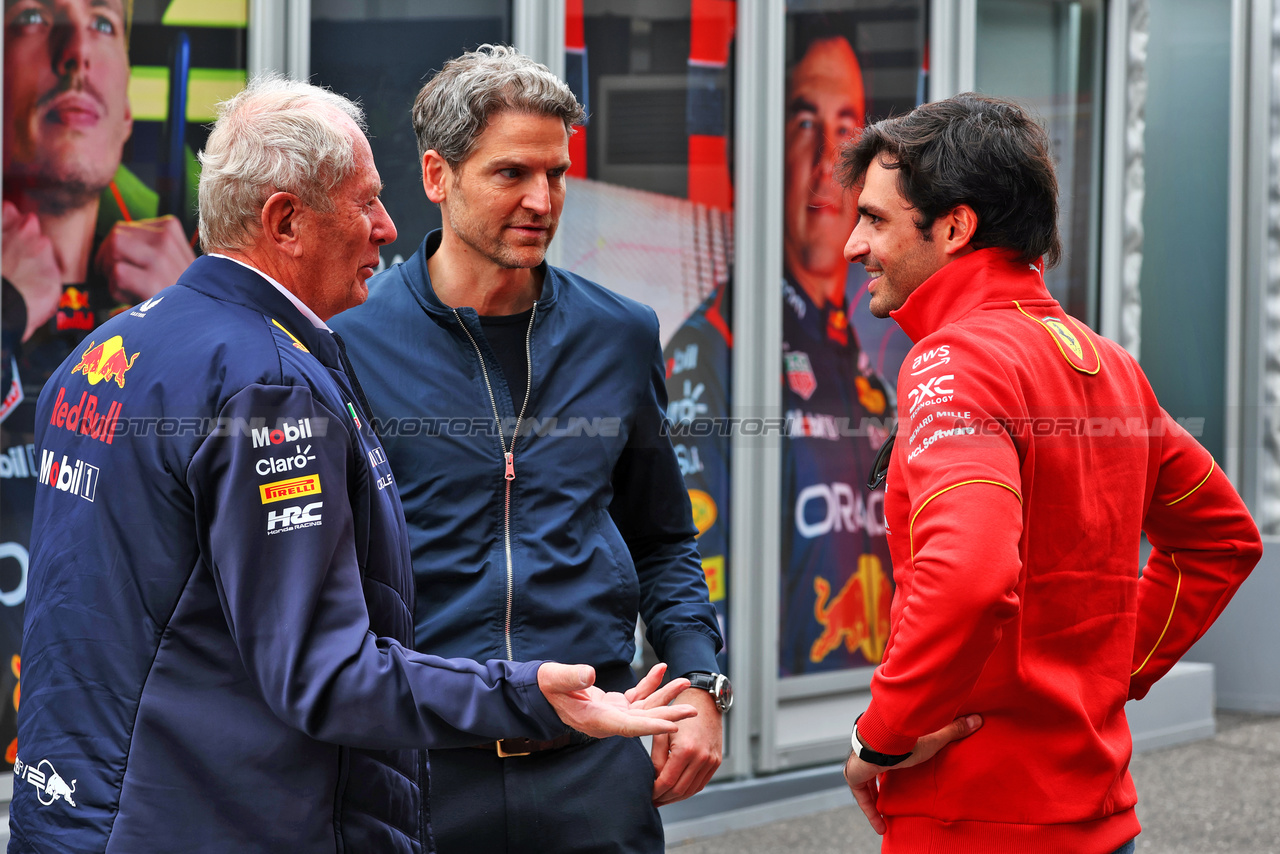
[650,685,723,806]
[844,714,983,835]
[537,662,696,739]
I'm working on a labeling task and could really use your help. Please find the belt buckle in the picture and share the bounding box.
[495,739,533,758]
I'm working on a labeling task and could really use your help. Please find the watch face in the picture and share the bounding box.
[713,674,733,712]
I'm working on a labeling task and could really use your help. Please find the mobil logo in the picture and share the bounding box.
[37,449,99,502]
[251,418,314,448]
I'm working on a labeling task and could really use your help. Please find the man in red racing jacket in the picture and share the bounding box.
[834,94,1262,854]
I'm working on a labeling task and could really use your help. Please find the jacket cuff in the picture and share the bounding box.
[857,701,918,756]
[661,630,721,679]
[509,660,571,738]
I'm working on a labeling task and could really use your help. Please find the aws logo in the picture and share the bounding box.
[909,345,951,375]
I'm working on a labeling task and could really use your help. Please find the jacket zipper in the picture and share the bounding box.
[452,305,537,660]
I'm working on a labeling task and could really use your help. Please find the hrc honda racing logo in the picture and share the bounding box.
[37,450,99,502]
[14,756,77,808]
[267,502,322,535]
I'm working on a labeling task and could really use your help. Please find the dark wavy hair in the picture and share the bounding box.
[837,93,1061,268]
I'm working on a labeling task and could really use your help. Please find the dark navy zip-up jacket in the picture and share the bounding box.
[9,256,566,854]
[330,232,721,688]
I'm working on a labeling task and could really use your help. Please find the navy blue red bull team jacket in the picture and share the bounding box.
[9,256,567,854]
[330,231,722,690]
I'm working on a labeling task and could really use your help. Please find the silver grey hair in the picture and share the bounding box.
[198,74,367,252]
[412,44,585,166]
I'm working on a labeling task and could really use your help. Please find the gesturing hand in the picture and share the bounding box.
[537,662,697,739]
[843,714,983,835]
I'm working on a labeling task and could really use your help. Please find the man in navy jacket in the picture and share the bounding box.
[331,46,725,853]
[10,76,695,854]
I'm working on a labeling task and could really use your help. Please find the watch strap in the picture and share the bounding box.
[851,715,912,767]
[684,671,733,712]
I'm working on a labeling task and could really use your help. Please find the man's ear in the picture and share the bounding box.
[260,192,304,258]
[939,204,978,256]
[422,150,451,204]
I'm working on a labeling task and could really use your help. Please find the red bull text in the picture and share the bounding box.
[48,387,123,444]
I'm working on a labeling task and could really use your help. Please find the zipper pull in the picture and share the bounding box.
[504,451,515,481]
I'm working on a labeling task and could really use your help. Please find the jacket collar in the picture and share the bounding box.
[890,247,1053,342]
[404,229,561,319]
[177,254,342,369]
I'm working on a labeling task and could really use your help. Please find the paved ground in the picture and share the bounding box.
[670,712,1280,854]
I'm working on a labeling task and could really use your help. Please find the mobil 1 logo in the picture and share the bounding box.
[251,418,315,448]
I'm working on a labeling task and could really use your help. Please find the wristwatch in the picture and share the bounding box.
[850,714,911,767]
[685,671,733,713]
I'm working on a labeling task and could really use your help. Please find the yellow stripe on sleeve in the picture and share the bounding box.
[908,479,1023,558]
[1132,554,1183,676]
[1166,459,1216,506]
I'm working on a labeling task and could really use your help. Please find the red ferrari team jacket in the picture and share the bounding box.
[857,248,1262,853]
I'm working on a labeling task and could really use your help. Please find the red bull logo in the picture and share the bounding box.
[71,336,139,389]
[56,287,94,331]
[48,387,123,444]
[810,554,892,664]
[14,756,77,808]
[58,288,90,311]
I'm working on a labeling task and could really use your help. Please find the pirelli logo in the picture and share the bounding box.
[260,474,322,504]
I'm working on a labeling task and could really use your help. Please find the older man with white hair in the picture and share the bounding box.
[9,75,696,854]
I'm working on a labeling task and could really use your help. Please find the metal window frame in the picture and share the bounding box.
[736,0,787,776]
[1098,0,1130,345]
[249,0,310,80]
[1227,0,1271,505]
[513,0,566,268]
